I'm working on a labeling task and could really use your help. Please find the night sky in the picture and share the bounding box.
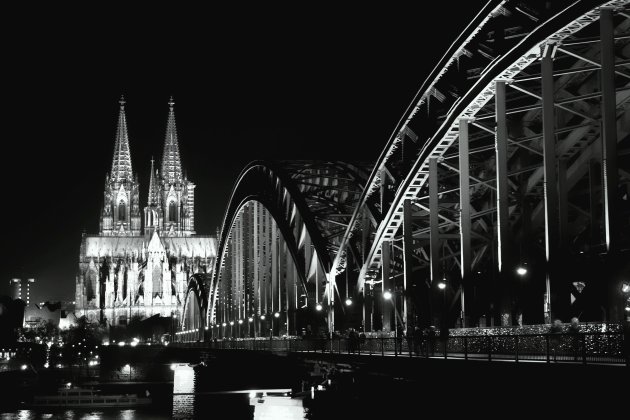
[1,4,486,303]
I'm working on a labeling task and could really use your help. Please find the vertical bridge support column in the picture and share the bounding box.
[542,45,559,323]
[429,157,441,328]
[600,7,620,322]
[402,199,413,329]
[458,118,471,328]
[381,240,392,332]
[600,7,618,255]
[495,80,512,326]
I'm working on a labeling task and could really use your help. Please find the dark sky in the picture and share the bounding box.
[1,4,487,303]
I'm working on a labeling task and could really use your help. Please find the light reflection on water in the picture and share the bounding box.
[172,364,305,419]
[3,365,305,419]
[0,409,167,420]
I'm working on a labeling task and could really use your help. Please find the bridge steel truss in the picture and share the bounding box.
[198,161,371,340]
[181,0,630,340]
[340,0,630,333]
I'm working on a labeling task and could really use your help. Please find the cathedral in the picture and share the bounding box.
[75,97,216,326]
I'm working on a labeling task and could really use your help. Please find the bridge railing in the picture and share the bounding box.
[191,332,627,365]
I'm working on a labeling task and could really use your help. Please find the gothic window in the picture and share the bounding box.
[169,201,177,222]
[118,200,126,221]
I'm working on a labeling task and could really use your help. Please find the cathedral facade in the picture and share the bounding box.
[75,98,216,326]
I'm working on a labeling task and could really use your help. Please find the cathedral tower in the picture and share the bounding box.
[100,96,141,236]
[143,97,195,236]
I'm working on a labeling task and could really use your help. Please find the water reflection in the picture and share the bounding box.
[2,365,306,419]
[171,364,305,419]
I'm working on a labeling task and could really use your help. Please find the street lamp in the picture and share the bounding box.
[516,266,528,276]
[274,312,280,318]
[315,303,323,311]
[383,291,392,300]
[345,298,352,306]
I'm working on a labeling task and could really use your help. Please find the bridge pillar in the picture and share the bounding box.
[381,240,392,332]
[429,157,441,327]
[600,7,622,323]
[458,118,471,328]
[600,7,619,256]
[495,80,513,326]
[402,199,413,329]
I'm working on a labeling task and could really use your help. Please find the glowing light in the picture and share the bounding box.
[516,266,528,276]
[44,363,49,368]
[248,317,253,322]
[625,306,630,312]
[260,315,266,320]
[102,341,109,346]
[622,283,630,293]
[383,291,392,300]
[222,323,227,327]
[204,326,209,330]
[66,382,72,388]
[21,364,27,370]
[229,321,234,326]
[118,341,125,347]
[345,298,352,306]
[124,364,130,370]
[170,364,177,371]
[249,391,256,398]
[133,337,139,342]
[315,304,323,311]
[238,319,243,324]
[274,312,280,318]
[130,341,137,347]
[438,282,446,290]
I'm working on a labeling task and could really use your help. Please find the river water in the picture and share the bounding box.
[1,365,308,419]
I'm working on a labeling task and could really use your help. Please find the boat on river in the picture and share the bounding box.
[31,387,151,407]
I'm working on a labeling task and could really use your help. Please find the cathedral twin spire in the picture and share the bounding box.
[161,97,183,184]
[104,95,195,237]
[111,96,133,182]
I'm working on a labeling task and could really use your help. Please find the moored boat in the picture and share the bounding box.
[31,387,151,407]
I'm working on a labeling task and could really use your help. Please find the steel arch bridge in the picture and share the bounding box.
[179,0,630,341]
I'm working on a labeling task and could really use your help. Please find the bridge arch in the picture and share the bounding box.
[179,272,210,342]
[336,0,630,333]
[207,161,371,338]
